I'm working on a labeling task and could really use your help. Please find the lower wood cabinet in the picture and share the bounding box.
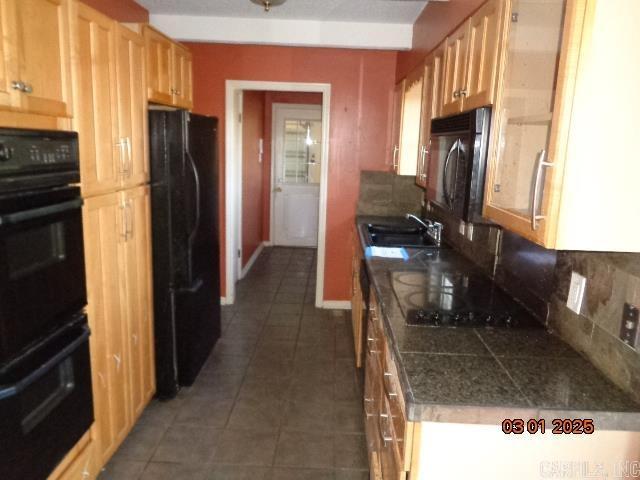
[48,430,97,480]
[351,227,365,368]
[83,185,155,468]
[365,293,412,480]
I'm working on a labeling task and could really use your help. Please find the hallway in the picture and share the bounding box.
[100,247,368,479]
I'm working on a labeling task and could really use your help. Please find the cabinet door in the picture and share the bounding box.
[83,192,131,465]
[73,4,120,197]
[441,20,470,117]
[464,0,504,110]
[483,0,567,245]
[390,80,405,173]
[144,26,173,105]
[12,0,72,117]
[121,186,155,422]
[0,0,17,109]
[416,59,435,188]
[351,234,363,368]
[116,25,148,189]
[430,42,445,119]
[398,72,423,176]
[172,44,193,109]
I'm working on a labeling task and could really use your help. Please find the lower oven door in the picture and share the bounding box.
[0,186,86,364]
[0,316,93,480]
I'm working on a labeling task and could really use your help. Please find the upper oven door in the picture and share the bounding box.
[0,187,86,363]
[427,131,470,219]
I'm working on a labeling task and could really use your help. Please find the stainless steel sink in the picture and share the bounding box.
[365,224,439,248]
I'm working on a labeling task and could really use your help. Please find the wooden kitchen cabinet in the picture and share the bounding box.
[483,0,640,251]
[121,185,155,421]
[143,25,193,109]
[0,0,73,117]
[441,0,503,116]
[171,43,193,109]
[83,187,155,467]
[72,3,148,198]
[390,80,404,173]
[116,24,149,189]
[393,69,424,176]
[416,49,443,188]
[47,431,97,480]
[83,191,131,466]
[351,227,365,368]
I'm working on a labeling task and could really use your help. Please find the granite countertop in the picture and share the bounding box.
[357,215,640,430]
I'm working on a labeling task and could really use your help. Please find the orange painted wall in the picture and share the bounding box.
[242,91,266,267]
[81,0,148,22]
[186,43,398,300]
[396,0,485,80]
[262,91,323,242]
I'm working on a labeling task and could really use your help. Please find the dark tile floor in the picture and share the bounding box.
[99,247,368,480]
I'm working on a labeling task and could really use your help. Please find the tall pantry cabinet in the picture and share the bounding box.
[70,1,155,472]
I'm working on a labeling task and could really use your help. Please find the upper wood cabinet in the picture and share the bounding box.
[484,0,640,252]
[72,4,148,198]
[172,43,193,109]
[440,0,504,117]
[0,0,73,117]
[116,25,149,189]
[392,70,424,176]
[143,25,193,109]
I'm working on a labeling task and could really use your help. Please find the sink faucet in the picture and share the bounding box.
[405,213,443,247]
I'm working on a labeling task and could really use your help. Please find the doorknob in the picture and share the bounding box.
[274,187,282,192]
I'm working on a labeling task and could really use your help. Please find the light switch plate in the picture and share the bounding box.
[567,272,586,314]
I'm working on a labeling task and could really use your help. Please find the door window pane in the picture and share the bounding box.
[283,119,321,184]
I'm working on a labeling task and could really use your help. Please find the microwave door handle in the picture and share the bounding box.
[442,141,457,207]
[0,198,83,226]
[450,139,462,207]
[0,325,90,401]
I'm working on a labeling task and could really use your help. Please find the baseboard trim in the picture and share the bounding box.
[240,242,266,278]
[321,300,352,310]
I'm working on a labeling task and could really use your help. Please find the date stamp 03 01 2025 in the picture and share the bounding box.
[501,418,595,435]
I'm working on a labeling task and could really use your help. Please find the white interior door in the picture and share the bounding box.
[273,104,322,247]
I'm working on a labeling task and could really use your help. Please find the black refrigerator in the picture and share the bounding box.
[149,110,221,399]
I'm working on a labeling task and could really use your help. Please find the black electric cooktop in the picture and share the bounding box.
[391,269,542,329]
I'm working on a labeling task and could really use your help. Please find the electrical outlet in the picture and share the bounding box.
[466,224,474,241]
[620,303,639,348]
[458,221,466,236]
[566,272,586,314]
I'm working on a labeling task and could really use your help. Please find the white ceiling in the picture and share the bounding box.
[138,0,429,24]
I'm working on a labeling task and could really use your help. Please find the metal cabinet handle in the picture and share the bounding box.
[392,145,399,170]
[120,201,128,241]
[116,139,127,177]
[530,149,554,231]
[132,333,138,346]
[23,83,33,94]
[453,89,460,99]
[126,199,134,239]
[378,412,393,447]
[364,397,375,418]
[383,372,398,398]
[126,137,133,178]
[11,80,25,91]
[459,89,468,97]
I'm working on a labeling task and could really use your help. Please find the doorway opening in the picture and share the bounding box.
[225,81,331,308]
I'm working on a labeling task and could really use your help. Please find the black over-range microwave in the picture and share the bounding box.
[426,107,491,224]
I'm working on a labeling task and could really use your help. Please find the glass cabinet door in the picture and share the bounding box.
[486,0,567,229]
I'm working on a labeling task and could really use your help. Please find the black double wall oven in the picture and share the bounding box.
[0,129,93,480]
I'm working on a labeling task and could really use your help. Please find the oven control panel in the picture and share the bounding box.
[0,128,79,191]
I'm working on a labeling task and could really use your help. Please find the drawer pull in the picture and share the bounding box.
[364,397,375,418]
[383,372,398,398]
[378,412,393,447]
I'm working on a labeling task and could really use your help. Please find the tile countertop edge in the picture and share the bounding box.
[355,215,640,432]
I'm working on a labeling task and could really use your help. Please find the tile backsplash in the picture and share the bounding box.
[424,202,640,403]
[357,171,422,217]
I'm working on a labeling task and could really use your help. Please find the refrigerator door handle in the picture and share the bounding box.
[186,150,201,247]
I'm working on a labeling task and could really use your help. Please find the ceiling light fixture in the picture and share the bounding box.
[250,0,286,13]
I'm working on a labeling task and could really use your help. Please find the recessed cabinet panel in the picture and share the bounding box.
[441,21,470,117]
